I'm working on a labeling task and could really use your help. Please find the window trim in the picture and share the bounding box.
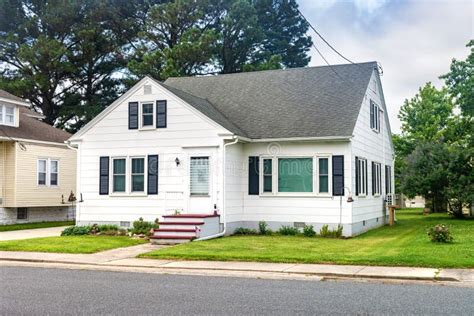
[370,100,382,133]
[258,155,332,197]
[130,156,147,194]
[189,156,210,196]
[356,157,368,197]
[139,101,155,130]
[373,162,382,196]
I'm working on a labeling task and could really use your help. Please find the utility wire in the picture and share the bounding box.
[297,7,356,65]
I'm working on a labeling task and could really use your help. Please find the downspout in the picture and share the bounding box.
[195,136,239,241]
[66,141,79,223]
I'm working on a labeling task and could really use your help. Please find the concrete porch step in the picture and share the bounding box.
[149,235,194,245]
[161,214,219,223]
[153,228,197,238]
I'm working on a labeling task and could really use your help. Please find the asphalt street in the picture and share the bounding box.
[1,266,473,315]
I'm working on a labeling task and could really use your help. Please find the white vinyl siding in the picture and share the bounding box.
[190,157,209,196]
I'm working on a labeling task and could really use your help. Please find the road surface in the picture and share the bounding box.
[1,266,473,315]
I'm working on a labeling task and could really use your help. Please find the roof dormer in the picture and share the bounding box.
[0,89,29,128]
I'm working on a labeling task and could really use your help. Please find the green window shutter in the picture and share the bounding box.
[99,156,109,195]
[129,102,138,129]
[332,155,344,196]
[248,156,260,195]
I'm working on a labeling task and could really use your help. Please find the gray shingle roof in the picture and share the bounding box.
[0,89,26,103]
[0,108,71,143]
[164,62,377,139]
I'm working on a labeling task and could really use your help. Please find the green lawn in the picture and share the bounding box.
[0,221,75,232]
[0,236,147,254]
[142,209,474,268]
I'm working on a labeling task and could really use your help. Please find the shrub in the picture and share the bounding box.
[278,225,299,236]
[233,227,257,235]
[61,226,91,236]
[303,225,316,237]
[428,224,453,243]
[130,217,159,237]
[258,221,271,235]
[319,224,343,238]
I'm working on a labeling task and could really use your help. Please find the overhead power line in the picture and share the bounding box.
[297,7,356,65]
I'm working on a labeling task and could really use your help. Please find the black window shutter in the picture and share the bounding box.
[365,161,369,195]
[147,155,159,195]
[248,156,260,195]
[99,156,109,195]
[371,162,375,195]
[370,101,374,129]
[355,157,359,196]
[332,155,344,196]
[129,102,138,129]
[156,100,167,128]
[385,165,391,194]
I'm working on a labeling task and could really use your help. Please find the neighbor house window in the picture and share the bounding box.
[50,160,59,186]
[131,157,145,192]
[318,157,329,193]
[112,158,126,192]
[370,101,381,132]
[38,159,47,185]
[263,158,272,193]
[17,208,28,220]
[0,105,15,126]
[356,157,368,196]
[190,157,209,196]
[278,158,313,193]
[372,162,382,195]
[141,102,154,127]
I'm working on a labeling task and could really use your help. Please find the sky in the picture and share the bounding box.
[298,0,473,133]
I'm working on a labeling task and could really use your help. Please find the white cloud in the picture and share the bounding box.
[298,0,473,133]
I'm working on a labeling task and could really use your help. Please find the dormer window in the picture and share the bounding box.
[0,104,15,126]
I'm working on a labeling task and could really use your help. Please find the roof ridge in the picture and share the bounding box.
[165,61,378,82]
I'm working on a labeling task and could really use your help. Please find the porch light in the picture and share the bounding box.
[175,157,180,166]
[347,196,354,203]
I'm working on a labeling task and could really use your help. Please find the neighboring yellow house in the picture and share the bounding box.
[0,89,76,224]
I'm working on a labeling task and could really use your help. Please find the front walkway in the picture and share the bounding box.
[0,244,473,285]
[0,226,67,241]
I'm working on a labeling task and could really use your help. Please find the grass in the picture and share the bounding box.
[141,209,474,268]
[0,221,75,232]
[0,236,147,254]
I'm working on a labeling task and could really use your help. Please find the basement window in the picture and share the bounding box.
[17,208,28,220]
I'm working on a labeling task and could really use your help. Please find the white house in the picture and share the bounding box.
[68,62,394,243]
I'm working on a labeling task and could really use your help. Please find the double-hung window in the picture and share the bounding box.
[141,103,154,128]
[278,158,313,193]
[112,158,126,193]
[262,158,273,193]
[37,158,59,186]
[38,159,47,185]
[372,162,382,195]
[190,157,209,196]
[370,101,381,132]
[356,157,368,196]
[131,158,145,193]
[318,157,329,194]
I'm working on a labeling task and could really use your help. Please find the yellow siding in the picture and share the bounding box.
[0,142,3,202]
[3,142,16,206]
[12,142,76,207]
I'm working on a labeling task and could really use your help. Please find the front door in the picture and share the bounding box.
[186,152,215,214]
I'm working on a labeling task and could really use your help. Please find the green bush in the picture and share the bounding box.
[278,225,299,236]
[428,224,453,243]
[258,221,271,235]
[319,224,343,238]
[303,225,316,237]
[233,227,258,235]
[61,226,91,236]
[130,218,159,236]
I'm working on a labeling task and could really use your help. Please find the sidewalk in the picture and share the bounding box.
[1,245,473,284]
[0,226,66,241]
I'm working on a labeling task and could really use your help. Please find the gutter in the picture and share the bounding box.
[195,136,239,241]
[234,135,351,143]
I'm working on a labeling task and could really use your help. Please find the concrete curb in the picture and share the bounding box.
[0,256,461,282]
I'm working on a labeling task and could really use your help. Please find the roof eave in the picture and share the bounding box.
[0,97,30,107]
